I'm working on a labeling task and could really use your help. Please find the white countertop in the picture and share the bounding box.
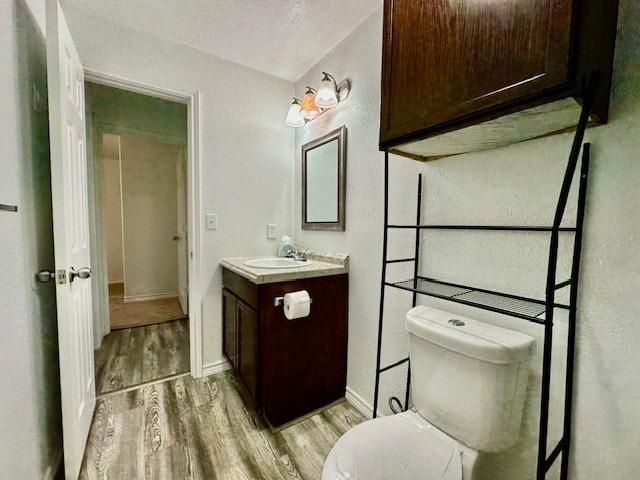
[220,251,348,284]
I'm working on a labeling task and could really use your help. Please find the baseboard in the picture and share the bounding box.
[201,359,231,377]
[123,292,179,303]
[43,445,63,480]
[345,386,377,419]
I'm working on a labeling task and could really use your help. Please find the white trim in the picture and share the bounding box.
[187,91,203,378]
[43,446,63,480]
[345,386,377,419]
[84,68,188,104]
[202,359,231,377]
[116,134,126,297]
[84,67,204,380]
[123,292,179,303]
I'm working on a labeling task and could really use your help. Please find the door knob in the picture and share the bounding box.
[35,270,55,283]
[69,267,91,282]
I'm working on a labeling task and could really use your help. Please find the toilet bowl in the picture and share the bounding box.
[322,410,477,480]
[322,306,535,480]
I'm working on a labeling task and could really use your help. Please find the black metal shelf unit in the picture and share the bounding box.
[373,72,599,480]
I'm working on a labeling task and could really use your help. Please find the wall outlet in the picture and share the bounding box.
[267,224,277,239]
[206,214,217,230]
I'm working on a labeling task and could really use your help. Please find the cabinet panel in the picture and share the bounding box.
[222,288,238,371]
[222,267,258,309]
[381,0,573,144]
[237,299,259,408]
[379,0,619,158]
[260,275,348,427]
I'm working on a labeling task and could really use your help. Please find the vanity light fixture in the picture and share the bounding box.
[284,72,351,127]
[300,87,320,119]
[285,98,305,127]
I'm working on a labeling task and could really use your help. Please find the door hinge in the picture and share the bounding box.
[56,269,67,285]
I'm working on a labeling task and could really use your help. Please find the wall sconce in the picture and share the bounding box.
[285,72,350,127]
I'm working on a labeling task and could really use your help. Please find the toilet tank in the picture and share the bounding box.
[405,306,535,452]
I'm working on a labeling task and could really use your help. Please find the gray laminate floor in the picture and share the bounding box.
[80,371,365,480]
[95,319,190,395]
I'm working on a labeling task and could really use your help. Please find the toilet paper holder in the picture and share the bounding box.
[274,296,313,307]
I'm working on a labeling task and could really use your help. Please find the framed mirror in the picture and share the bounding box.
[302,126,346,231]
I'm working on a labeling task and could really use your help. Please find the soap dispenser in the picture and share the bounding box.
[277,235,294,257]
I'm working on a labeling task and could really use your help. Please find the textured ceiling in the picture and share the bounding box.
[60,0,381,82]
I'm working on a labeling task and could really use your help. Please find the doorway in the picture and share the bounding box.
[102,133,188,328]
[86,82,193,395]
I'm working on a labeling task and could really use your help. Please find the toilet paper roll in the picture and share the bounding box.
[283,290,311,320]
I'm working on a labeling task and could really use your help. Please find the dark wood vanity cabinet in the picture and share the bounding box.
[222,268,348,427]
[380,0,619,156]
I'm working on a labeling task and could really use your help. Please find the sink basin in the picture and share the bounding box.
[243,258,312,269]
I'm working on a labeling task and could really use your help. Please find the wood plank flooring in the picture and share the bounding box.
[80,371,365,480]
[95,319,190,395]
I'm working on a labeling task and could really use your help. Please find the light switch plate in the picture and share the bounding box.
[267,224,277,239]
[206,214,217,230]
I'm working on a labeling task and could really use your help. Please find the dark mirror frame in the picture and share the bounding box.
[301,125,346,231]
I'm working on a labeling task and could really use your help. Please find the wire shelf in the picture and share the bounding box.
[387,224,577,232]
[388,277,558,323]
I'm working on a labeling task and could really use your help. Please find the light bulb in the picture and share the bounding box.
[300,88,319,119]
[315,72,338,108]
[285,99,305,127]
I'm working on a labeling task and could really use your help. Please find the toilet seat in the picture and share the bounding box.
[322,411,466,480]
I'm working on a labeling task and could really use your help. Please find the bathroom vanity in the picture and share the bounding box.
[220,254,348,427]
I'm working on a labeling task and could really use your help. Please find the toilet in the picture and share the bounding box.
[322,306,535,480]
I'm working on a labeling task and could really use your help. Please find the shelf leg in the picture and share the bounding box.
[402,174,423,412]
[560,144,590,480]
[373,152,391,419]
[537,71,599,480]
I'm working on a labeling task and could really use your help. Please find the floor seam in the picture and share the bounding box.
[96,371,191,399]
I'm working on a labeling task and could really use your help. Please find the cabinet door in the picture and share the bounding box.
[260,275,348,427]
[237,299,259,408]
[222,289,238,371]
[380,0,574,146]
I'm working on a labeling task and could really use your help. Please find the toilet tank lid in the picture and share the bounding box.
[405,306,535,364]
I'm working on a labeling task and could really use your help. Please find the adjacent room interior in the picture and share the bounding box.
[87,84,191,396]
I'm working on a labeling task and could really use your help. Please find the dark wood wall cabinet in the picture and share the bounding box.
[380,0,619,160]
[222,268,348,427]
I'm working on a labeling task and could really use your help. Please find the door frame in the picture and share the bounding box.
[85,68,204,378]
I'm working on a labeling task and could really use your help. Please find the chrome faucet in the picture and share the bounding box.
[286,248,308,262]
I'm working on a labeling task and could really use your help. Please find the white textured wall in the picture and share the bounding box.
[120,136,181,298]
[61,5,295,365]
[0,0,62,477]
[102,155,124,283]
[295,4,640,479]
[294,9,423,417]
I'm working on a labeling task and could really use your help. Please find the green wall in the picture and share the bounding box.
[85,81,188,143]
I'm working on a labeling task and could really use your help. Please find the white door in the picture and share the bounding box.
[176,147,189,315]
[46,1,95,478]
